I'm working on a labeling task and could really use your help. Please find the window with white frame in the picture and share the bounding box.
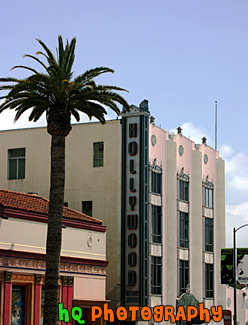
[179,212,189,248]
[151,256,162,295]
[8,148,25,180]
[151,205,162,244]
[205,263,214,298]
[179,260,189,296]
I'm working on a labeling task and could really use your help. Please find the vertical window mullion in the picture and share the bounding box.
[15,158,18,179]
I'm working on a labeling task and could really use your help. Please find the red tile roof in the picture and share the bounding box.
[0,189,102,224]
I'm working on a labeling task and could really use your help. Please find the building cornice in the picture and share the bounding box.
[0,249,108,276]
[0,206,106,233]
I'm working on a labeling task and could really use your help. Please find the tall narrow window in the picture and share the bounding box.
[179,260,189,296]
[8,148,25,179]
[151,205,162,244]
[93,142,104,167]
[151,256,162,294]
[179,180,189,201]
[205,218,214,252]
[179,212,189,248]
[205,263,214,298]
[82,201,92,217]
[204,187,213,208]
[151,171,162,194]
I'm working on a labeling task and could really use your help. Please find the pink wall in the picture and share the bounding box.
[174,134,194,176]
[200,144,218,183]
[148,124,223,307]
[149,124,168,166]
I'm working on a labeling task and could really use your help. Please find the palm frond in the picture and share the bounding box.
[0,77,22,82]
[10,65,39,74]
[64,38,76,76]
[74,67,114,84]
[23,54,48,71]
[28,105,46,121]
[0,85,15,91]
[36,39,57,66]
[58,35,64,68]
[71,108,80,121]
[95,85,128,92]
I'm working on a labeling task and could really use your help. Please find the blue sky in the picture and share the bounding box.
[0,0,247,247]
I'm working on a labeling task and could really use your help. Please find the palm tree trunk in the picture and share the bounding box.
[44,134,65,325]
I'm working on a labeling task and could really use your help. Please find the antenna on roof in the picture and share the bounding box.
[215,101,217,150]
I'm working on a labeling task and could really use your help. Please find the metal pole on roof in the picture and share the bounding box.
[215,101,217,150]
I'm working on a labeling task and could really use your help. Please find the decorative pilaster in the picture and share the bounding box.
[4,271,12,324]
[67,277,74,325]
[34,274,42,325]
[61,277,68,325]
[62,276,68,308]
[61,277,74,325]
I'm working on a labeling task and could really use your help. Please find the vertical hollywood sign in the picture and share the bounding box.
[125,122,140,304]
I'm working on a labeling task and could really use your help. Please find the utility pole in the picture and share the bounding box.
[233,224,248,325]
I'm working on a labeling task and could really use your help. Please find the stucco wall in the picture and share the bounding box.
[164,138,178,307]
[0,217,106,260]
[191,149,203,299]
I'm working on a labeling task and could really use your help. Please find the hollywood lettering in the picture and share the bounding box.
[127,123,138,288]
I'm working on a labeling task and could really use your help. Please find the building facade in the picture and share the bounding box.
[0,100,232,324]
[121,102,226,323]
[0,190,108,325]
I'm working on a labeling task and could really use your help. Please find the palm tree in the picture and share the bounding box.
[0,36,129,324]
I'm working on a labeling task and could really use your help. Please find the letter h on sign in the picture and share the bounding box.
[129,123,137,138]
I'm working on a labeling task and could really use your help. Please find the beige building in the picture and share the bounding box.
[0,119,123,312]
[0,100,230,323]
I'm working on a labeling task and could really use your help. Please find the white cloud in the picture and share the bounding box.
[219,144,234,159]
[222,149,248,193]
[227,202,248,222]
[0,108,47,130]
[0,106,118,131]
[170,122,212,146]
[226,202,248,247]
[232,176,248,192]
[224,152,248,175]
